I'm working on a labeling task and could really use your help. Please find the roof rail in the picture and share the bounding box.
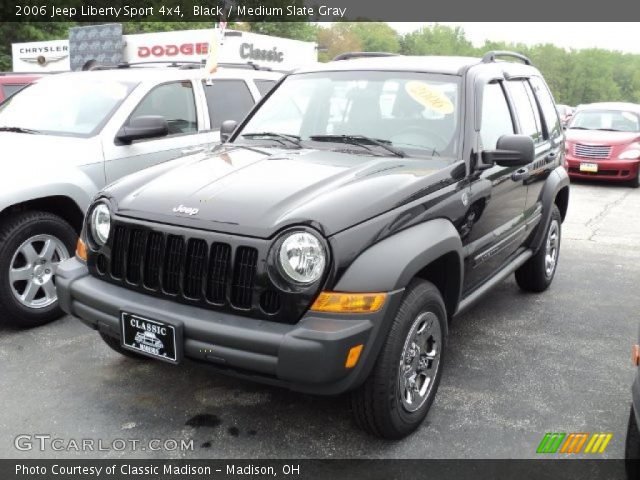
[216,62,272,71]
[482,51,531,65]
[332,52,400,62]
[91,60,273,71]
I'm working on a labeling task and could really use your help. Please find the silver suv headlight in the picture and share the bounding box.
[89,203,111,246]
[278,231,326,284]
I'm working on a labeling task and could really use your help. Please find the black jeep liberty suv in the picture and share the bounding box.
[57,51,569,439]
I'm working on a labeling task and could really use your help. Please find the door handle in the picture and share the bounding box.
[181,146,205,155]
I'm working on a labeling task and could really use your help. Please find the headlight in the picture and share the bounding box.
[278,231,326,284]
[90,203,111,246]
[619,149,640,160]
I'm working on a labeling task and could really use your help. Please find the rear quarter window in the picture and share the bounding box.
[507,80,543,144]
[529,76,562,139]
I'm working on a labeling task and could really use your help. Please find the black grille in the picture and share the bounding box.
[101,223,263,315]
[125,230,147,284]
[206,243,231,305]
[111,226,128,279]
[184,239,207,299]
[163,235,185,295]
[231,247,258,309]
[143,232,164,290]
[92,220,324,324]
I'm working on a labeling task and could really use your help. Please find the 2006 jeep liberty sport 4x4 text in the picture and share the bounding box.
[57,51,570,439]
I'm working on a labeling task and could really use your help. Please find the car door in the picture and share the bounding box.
[525,76,564,219]
[101,80,210,184]
[462,80,529,293]
[201,79,257,143]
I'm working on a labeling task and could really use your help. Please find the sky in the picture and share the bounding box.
[387,23,640,54]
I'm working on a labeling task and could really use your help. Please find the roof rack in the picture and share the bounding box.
[216,62,272,71]
[332,52,400,62]
[91,60,273,71]
[482,51,531,65]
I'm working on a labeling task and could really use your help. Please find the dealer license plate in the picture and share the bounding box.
[580,163,598,173]
[121,312,178,363]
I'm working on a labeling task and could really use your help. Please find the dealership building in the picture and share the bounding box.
[11,26,318,72]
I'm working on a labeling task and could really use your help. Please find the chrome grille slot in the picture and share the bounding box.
[574,144,612,159]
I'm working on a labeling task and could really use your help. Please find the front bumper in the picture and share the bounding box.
[57,258,403,395]
[566,156,640,182]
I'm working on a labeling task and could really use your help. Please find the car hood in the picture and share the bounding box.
[108,146,454,239]
[565,129,640,146]
[0,131,100,165]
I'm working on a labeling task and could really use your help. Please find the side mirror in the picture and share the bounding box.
[116,115,169,145]
[481,134,534,167]
[220,120,238,143]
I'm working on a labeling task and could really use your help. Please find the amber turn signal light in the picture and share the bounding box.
[345,344,364,369]
[633,345,640,366]
[76,238,87,262]
[310,292,386,313]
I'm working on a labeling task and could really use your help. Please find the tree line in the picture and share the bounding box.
[2,21,639,106]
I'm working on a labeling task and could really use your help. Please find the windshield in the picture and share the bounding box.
[0,76,137,137]
[235,71,461,158]
[569,110,640,132]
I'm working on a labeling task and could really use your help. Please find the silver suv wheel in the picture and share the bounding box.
[398,311,442,413]
[9,234,70,309]
[544,219,560,279]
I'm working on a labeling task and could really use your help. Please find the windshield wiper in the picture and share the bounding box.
[0,126,41,134]
[595,128,624,132]
[568,126,589,130]
[309,135,406,158]
[241,132,302,148]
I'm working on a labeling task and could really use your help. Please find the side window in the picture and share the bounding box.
[529,76,562,139]
[254,79,277,97]
[507,80,543,144]
[203,80,255,130]
[480,82,514,150]
[130,82,197,136]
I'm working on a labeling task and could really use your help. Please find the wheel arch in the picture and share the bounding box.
[412,251,462,319]
[333,218,464,317]
[554,185,570,222]
[0,196,85,234]
[529,166,570,253]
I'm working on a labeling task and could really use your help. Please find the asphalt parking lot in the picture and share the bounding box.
[1,181,639,460]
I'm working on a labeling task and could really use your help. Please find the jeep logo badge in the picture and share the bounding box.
[172,205,199,216]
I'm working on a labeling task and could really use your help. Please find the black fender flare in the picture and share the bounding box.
[529,166,570,253]
[334,218,464,307]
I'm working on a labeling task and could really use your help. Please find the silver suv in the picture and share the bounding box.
[0,64,281,327]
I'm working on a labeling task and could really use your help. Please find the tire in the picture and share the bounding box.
[0,211,77,328]
[515,204,562,293]
[350,280,447,439]
[626,405,640,479]
[630,172,640,189]
[99,331,148,360]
